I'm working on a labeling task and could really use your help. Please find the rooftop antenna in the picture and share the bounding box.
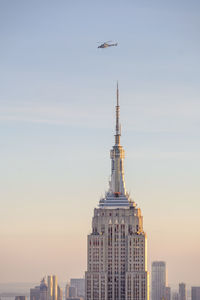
[115,81,121,145]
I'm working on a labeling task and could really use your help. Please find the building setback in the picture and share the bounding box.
[85,85,149,300]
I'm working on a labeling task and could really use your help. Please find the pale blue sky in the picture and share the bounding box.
[1,0,200,288]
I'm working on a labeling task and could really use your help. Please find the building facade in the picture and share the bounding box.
[85,85,149,300]
[151,261,167,300]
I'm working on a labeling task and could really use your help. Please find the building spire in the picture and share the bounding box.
[110,82,126,196]
[98,83,135,207]
[117,81,119,106]
[115,81,121,145]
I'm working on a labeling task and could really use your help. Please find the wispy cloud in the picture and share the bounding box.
[128,150,200,160]
[0,101,111,128]
[1,93,200,134]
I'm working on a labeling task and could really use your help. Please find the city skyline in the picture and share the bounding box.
[1,0,200,287]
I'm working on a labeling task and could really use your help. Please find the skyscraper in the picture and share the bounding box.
[179,283,186,300]
[47,275,57,300]
[85,84,149,300]
[151,261,167,300]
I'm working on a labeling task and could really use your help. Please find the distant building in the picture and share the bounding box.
[172,292,179,300]
[47,275,59,300]
[65,284,69,299]
[165,286,171,300]
[66,298,83,300]
[15,296,27,300]
[30,286,40,300]
[31,276,61,300]
[179,283,186,300]
[65,283,77,298]
[191,287,200,300]
[69,287,77,298]
[57,285,63,300]
[48,276,53,300]
[40,278,48,300]
[152,261,167,300]
[70,279,85,297]
[52,276,57,300]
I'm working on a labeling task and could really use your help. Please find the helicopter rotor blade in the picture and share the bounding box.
[97,40,113,44]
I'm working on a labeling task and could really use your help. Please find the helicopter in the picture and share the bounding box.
[97,41,118,48]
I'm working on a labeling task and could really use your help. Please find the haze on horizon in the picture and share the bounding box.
[1,0,200,288]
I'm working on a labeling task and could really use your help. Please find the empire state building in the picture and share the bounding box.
[85,85,149,300]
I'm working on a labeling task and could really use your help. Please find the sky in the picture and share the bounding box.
[1,0,200,290]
